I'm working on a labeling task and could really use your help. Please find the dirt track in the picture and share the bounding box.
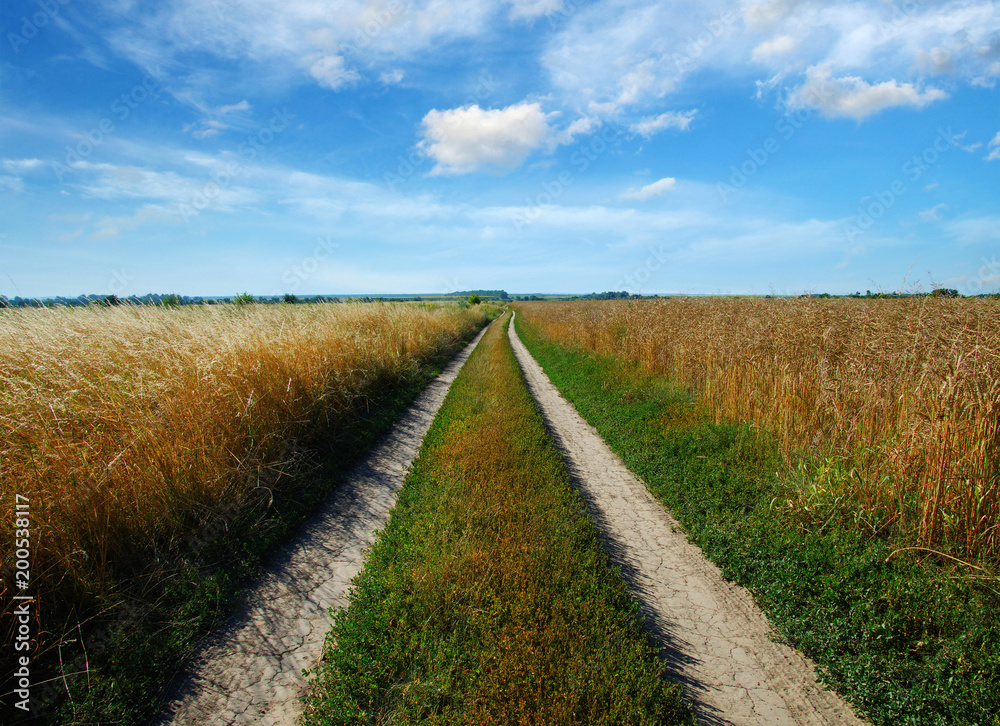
[151,325,490,726]
[508,314,865,726]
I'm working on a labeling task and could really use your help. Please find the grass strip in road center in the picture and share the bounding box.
[302,313,688,725]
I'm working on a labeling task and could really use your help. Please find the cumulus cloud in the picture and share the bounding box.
[621,177,676,200]
[987,131,1000,162]
[380,69,405,85]
[786,64,948,121]
[420,102,552,175]
[308,54,360,90]
[752,34,797,62]
[630,110,696,138]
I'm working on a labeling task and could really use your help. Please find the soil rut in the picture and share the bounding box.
[509,315,865,726]
[151,325,490,726]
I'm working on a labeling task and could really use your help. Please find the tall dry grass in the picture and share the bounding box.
[518,298,1000,564]
[0,302,487,662]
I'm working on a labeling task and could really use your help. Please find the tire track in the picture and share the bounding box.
[151,324,491,726]
[508,314,864,726]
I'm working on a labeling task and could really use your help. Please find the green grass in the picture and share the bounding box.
[29,318,496,726]
[303,313,689,726]
[514,313,1000,726]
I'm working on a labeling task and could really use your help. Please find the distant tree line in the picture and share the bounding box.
[450,290,509,300]
[0,293,359,308]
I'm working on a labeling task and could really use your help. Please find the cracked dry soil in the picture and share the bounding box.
[508,314,866,726]
[151,325,490,726]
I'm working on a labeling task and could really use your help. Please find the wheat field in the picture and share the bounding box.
[518,297,1000,566]
[0,301,488,658]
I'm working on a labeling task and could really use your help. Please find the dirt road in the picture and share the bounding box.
[151,325,490,726]
[508,314,865,726]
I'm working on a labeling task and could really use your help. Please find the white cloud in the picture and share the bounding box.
[380,69,405,85]
[621,177,677,200]
[0,175,24,194]
[630,110,696,138]
[506,0,563,20]
[308,54,360,90]
[420,102,552,175]
[543,3,739,116]
[218,100,251,114]
[183,119,228,139]
[751,34,797,62]
[554,116,602,145]
[787,64,948,121]
[2,158,45,173]
[918,203,946,222]
[90,207,173,240]
[96,0,502,95]
[742,0,807,32]
[71,161,258,211]
[987,131,1000,162]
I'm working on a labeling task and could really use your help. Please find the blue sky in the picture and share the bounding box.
[1,0,998,297]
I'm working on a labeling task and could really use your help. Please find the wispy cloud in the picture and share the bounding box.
[621,177,677,200]
[630,111,696,138]
[987,131,1000,162]
[918,203,947,222]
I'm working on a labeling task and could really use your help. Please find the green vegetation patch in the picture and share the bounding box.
[303,314,688,726]
[514,313,1000,726]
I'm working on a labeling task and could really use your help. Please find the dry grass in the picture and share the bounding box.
[0,302,488,662]
[518,298,1000,564]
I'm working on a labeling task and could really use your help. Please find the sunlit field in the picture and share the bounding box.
[518,297,1000,565]
[0,301,490,683]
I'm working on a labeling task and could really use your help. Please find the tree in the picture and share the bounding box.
[283,293,298,304]
[233,292,255,307]
[468,293,481,305]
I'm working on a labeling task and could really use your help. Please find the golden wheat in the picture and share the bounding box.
[519,297,1000,564]
[0,301,487,651]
